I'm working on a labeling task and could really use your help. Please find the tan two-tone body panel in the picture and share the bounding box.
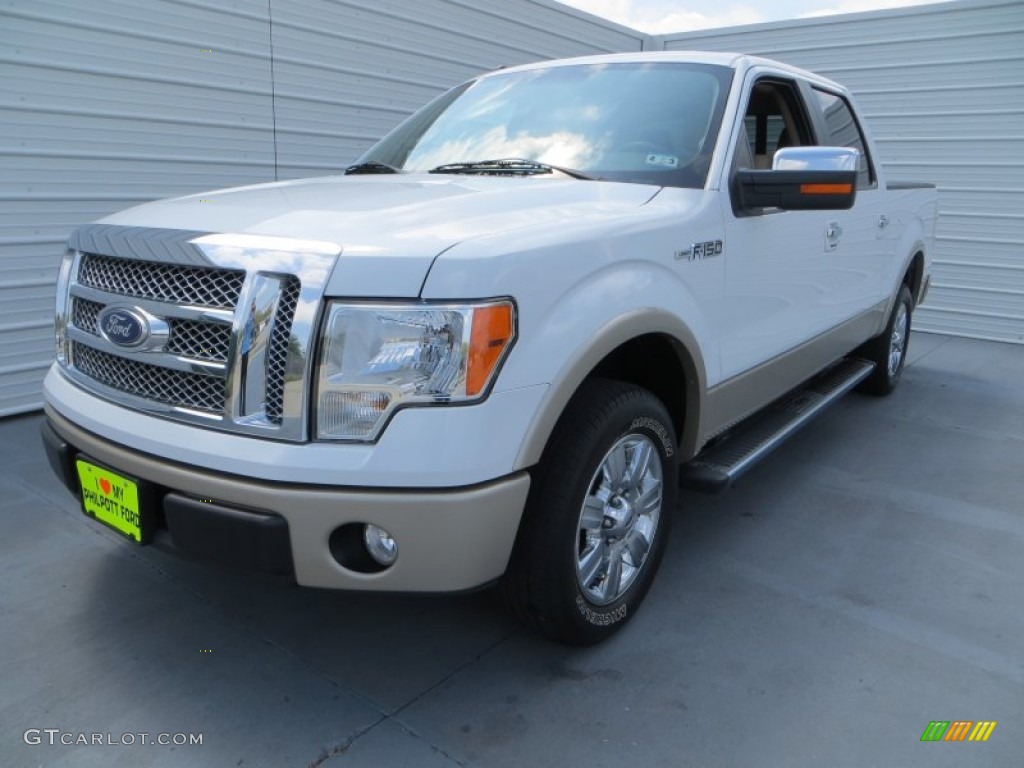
[48,407,529,592]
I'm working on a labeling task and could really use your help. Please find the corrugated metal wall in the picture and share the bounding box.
[0,0,644,417]
[268,0,644,179]
[658,0,1024,345]
[4,0,1020,417]
[269,0,644,180]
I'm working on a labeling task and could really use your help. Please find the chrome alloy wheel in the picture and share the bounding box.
[576,434,663,605]
[888,302,909,377]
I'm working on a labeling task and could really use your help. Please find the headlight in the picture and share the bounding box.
[316,300,515,440]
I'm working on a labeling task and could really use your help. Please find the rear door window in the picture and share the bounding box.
[811,89,875,188]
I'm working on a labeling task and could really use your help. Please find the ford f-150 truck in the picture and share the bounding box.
[42,52,937,645]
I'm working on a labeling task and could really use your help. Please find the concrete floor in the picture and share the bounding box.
[2,332,1022,767]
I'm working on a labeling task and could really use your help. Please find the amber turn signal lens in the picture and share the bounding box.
[800,183,853,194]
[467,303,514,396]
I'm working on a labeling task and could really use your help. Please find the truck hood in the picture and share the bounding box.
[100,175,661,296]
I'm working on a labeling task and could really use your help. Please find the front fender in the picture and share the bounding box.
[496,258,716,466]
[420,186,724,468]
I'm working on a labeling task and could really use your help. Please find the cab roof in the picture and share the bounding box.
[483,51,845,93]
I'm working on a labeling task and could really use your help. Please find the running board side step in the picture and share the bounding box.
[679,358,875,493]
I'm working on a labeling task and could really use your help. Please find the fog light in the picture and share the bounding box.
[363,524,398,566]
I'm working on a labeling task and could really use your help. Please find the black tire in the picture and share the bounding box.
[502,378,678,646]
[857,284,913,396]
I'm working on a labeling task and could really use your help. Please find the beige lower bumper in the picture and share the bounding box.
[47,407,530,592]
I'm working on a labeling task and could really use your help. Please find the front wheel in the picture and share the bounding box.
[857,284,913,396]
[502,378,678,645]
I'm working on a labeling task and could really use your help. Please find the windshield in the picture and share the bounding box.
[355,62,735,189]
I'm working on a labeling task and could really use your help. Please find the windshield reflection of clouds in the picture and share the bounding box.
[404,66,620,171]
[462,77,524,121]
[408,125,607,172]
[368,62,730,187]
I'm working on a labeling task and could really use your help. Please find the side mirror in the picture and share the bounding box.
[735,147,859,211]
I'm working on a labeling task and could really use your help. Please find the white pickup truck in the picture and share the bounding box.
[43,52,936,645]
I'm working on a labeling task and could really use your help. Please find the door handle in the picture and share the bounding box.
[825,221,842,251]
[877,214,890,229]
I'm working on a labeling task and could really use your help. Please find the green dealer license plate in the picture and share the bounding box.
[76,459,144,543]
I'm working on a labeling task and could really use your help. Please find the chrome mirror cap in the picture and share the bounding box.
[773,146,860,172]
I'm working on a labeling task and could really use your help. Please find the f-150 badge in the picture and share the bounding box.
[675,240,723,261]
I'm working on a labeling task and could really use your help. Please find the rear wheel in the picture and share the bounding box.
[502,378,678,645]
[857,284,913,396]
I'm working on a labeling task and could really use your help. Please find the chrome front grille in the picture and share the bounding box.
[73,342,226,413]
[69,255,240,416]
[78,252,244,309]
[264,277,300,424]
[165,319,232,362]
[72,297,103,335]
[58,226,341,441]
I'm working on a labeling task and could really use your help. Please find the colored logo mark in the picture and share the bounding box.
[98,306,149,347]
[921,721,997,742]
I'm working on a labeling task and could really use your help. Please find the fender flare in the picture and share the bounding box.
[882,240,928,332]
[514,309,708,468]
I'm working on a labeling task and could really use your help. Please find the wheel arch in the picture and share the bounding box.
[514,311,707,469]
[888,209,929,311]
[875,237,928,339]
[904,249,926,305]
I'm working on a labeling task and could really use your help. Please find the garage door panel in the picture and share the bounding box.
[855,85,1024,114]
[876,139,1024,164]
[864,112,1023,137]
[938,213,1024,241]
[915,307,1024,343]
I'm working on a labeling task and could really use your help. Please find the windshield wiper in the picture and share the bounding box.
[344,161,400,175]
[428,158,596,180]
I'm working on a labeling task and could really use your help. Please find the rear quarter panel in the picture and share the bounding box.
[883,186,938,322]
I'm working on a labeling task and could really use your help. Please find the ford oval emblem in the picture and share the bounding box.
[97,307,149,347]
